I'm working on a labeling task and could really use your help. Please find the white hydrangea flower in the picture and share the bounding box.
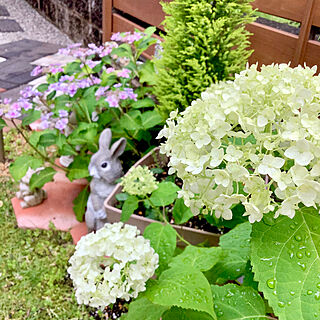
[159,64,320,223]
[120,166,158,197]
[284,139,314,166]
[68,223,158,309]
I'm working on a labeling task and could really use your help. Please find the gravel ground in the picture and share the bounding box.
[0,0,73,46]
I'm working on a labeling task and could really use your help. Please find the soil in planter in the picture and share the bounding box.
[88,299,129,319]
[117,164,229,235]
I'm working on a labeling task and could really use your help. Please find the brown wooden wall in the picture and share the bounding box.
[102,0,320,69]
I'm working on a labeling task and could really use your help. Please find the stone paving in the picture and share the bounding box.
[0,0,73,99]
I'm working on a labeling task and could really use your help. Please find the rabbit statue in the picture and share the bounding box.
[85,128,126,232]
[16,167,48,208]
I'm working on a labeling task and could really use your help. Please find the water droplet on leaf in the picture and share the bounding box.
[267,279,276,289]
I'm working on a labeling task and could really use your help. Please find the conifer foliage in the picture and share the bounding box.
[154,0,255,117]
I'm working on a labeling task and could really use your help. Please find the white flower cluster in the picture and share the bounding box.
[158,64,320,223]
[120,165,159,197]
[68,222,158,309]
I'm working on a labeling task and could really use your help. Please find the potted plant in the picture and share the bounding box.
[1,27,162,222]
[104,147,221,246]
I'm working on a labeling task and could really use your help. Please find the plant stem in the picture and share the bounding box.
[11,120,68,172]
[161,206,192,246]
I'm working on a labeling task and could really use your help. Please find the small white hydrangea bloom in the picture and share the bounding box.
[158,64,320,222]
[68,223,158,309]
[120,165,159,197]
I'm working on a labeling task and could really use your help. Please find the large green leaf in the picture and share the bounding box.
[119,110,143,131]
[0,118,6,130]
[144,223,176,273]
[66,155,90,181]
[38,133,57,147]
[29,167,56,190]
[139,60,157,85]
[205,222,252,284]
[131,98,155,109]
[169,246,222,272]
[251,207,320,320]
[73,187,89,222]
[9,156,43,182]
[211,284,266,319]
[124,297,169,320]
[146,266,215,319]
[121,196,139,222]
[149,182,180,207]
[172,198,194,224]
[22,110,41,126]
[141,110,163,129]
[162,307,214,320]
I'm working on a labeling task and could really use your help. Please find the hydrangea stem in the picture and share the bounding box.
[11,120,68,173]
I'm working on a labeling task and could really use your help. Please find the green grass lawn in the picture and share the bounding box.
[0,129,93,319]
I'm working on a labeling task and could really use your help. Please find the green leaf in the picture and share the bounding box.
[64,61,81,75]
[119,110,142,131]
[73,187,89,222]
[141,110,163,129]
[121,196,139,222]
[116,192,129,202]
[149,182,180,207]
[0,118,6,130]
[146,266,215,319]
[21,110,41,126]
[172,198,193,224]
[211,284,266,319]
[139,60,156,85]
[66,155,90,181]
[131,98,155,109]
[9,156,43,182]
[169,246,222,272]
[144,223,177,273]
[29,167,56,190]
[251,207,320,320]
[38,133,57,147]
[36,83,49,92]
[242,261,259,290]
[162,307,214,320]
[125,297,169,320]
[205,222,252,284]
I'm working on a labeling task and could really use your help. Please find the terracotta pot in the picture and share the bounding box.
[104,148,220,247]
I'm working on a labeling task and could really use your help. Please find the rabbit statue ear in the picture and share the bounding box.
[99,128,112,149]
[110,138,127,158]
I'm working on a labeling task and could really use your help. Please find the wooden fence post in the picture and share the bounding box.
[102,0,113,42]
[292,0,317,66]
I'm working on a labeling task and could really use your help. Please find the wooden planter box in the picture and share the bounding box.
[104,148,220,246]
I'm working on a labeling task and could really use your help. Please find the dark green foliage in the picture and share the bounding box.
[155,0,255,117]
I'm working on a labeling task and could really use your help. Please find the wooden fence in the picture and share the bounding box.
[102,0,320,69]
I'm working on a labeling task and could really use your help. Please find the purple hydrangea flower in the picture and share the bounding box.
[41,112,53,121]
[106,94,120,108]
[18,99,33,111]
[59,75,74,82]
[31,65,43,77]
[5,109,21,119]
[55,118,68,131]
[111,32,122,42]
[106,67,115,74]
[40,120,50,129]
[20,86,40,99]
[91,76,101,85]
[58,109,69,118]
[50,64,64,74]
[3,98,11,105]
[95,86,109,97]
[0,109,3,117]
[124,88,138,101]
[68,83,78,97]
[118,91,129,100]
[117,68,131,78]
